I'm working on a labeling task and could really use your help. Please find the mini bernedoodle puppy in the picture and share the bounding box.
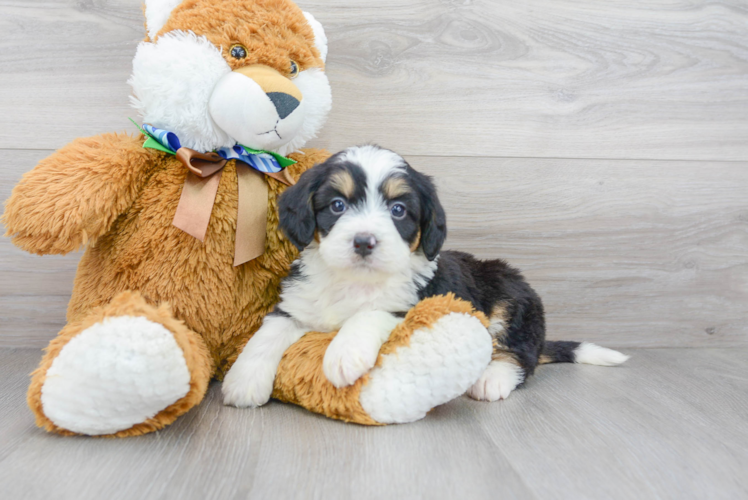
[223,145,628,408]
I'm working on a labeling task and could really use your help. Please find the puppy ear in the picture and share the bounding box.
[412,169,447,261]
[278,169,319,250]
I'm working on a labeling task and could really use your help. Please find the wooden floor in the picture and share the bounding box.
[0,347,746,500]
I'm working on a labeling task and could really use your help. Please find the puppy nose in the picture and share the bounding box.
[353,233,377,257]
[267,92,300,119]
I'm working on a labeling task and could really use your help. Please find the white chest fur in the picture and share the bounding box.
[280,247,437,332]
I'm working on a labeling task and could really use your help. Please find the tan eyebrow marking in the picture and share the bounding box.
[409,230,421,252]
[381,176,412,199]
[488,301,511,343]
[329,170,355,198]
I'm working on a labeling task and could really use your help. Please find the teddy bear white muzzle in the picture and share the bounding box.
[209,64,306,152]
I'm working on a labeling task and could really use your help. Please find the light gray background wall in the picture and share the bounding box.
[1,0,747,348]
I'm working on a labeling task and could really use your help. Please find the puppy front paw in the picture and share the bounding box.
[222,358,277,408]
[323,335,380,388]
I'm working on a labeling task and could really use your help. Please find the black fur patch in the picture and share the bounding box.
[278,152,368,248]
[313,161,368,237]
[405,165,447,261]
[378,173,421,250]
[541,341,580,363]
[418,250,546,376]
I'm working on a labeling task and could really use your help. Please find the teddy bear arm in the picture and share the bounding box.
[3,133,158,255]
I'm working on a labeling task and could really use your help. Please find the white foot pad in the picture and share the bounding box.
[359,313,492,424]
[41,316,191,435]
[467,360,525,401]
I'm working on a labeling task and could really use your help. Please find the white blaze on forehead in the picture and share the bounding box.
[341,146,407,202]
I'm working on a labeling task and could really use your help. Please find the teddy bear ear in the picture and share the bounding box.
[144,0,183,40]
[303,11,328,63]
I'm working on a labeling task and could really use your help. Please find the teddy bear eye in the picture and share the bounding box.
[229,44,247,60]
[289,61,299,78]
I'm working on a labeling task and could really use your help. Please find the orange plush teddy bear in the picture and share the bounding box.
[2,0,492,436]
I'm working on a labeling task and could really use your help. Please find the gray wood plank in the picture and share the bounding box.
[470,348,748,500]
[0,150,82,348]
[1,348,746,500]
[412,156,748,348]
[3,150,746,348]
[1,0,747,160]
[0,349,41,463]
[0,349,535,500]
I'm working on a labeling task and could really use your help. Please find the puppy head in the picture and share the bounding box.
[279,145,446,274]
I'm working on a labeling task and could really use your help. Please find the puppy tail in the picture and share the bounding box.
[539,341,629,367]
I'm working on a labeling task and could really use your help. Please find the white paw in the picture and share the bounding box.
[222,357,277,408]
[323,334,381,388]
[468,360,525,402]
[41,316,190,436]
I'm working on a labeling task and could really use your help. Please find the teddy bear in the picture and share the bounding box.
[2,0,493,437]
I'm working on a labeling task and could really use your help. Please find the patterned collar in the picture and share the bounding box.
[130,119,296,173]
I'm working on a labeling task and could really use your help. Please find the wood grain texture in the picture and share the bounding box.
[0,347,746,500]
[2,149,746,348]
[0,150,80,348]
[412,156,748,348]
[0,0,747,160]
[471,347,748,500]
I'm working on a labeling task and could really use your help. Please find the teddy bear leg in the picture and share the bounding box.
[27,291,213,437]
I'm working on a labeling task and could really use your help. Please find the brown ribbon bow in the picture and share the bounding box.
[172,148,295,266]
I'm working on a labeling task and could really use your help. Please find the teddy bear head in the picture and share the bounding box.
[129,0,331,156]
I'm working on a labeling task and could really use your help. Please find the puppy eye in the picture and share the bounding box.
[330,198,347,215]
[390,202,407,220]
[289,61,300,78]
[229,44,248,59]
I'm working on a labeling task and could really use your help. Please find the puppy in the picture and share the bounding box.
[223,145,628,408]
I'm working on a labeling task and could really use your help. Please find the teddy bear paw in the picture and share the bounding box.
[40,316,191,435]
[222,357,277,408]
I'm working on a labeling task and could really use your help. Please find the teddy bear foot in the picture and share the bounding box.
[359,311,492,424]
[39,315,192,435]
[28,291,213,437]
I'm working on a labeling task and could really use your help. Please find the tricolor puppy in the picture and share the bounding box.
[224,145,629,407]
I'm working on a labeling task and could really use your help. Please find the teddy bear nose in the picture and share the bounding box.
[267,92,300,119]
